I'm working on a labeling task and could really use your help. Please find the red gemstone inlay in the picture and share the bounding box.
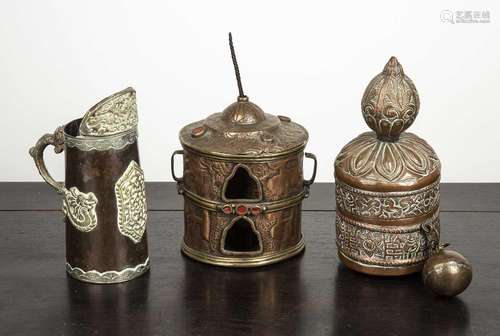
[222,205,232,215]
[191,126,205,137]
[236,205,247,215]
[251,207,261,216]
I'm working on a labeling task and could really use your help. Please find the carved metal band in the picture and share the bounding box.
[182,187,307,214]
[115,160,148,243]
[336,211,440,267]
[66,257,150,284]
[335,179,440,220]
[62,186,98,232]
[64,128,137,152]
[181,143,307,162]
[181,240,305,268]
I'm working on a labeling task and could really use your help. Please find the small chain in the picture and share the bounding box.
[421,221,443,254]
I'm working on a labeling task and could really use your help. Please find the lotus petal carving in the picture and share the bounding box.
[335,132,440,184]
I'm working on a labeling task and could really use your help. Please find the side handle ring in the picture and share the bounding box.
[171,150,184,183]
[303,152,317,197]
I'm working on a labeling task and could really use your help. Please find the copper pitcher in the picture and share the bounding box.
[29,88,149,283]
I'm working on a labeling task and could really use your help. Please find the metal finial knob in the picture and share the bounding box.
[361,57,420,141]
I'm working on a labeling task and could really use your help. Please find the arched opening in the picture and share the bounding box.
[223,217,262,254]
[223,164,262,201]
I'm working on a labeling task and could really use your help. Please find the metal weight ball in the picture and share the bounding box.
[422,249,472,297]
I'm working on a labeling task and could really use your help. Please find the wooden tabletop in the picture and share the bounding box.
[1,182,499,336]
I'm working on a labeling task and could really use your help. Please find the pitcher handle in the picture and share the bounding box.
[303,152,317,198]
[29,126,66,194]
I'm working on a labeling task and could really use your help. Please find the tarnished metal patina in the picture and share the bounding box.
[172,34,316,267]
[29,87,149,283]
[334,57,441,276]
[422,248,472,297]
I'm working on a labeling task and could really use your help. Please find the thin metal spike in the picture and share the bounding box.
[228,32,245,98]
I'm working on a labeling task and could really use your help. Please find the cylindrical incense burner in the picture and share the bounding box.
[172,35,316,267]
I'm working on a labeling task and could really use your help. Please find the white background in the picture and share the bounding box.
[1,0,499,182]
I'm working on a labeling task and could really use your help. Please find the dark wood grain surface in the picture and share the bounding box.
[0,183,499,336]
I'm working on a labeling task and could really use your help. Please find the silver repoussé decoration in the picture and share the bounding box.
[115,160,148,243]
[66,257,150,284]
[62,186,98,232]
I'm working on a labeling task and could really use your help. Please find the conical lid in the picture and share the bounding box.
[179,34,308,158]
[79,87,138,136]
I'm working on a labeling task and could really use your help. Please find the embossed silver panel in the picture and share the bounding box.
[80,87,138,136]
[115,160,147,243]
[62,186,98,232]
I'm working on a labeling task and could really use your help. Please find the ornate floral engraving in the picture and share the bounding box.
[336,180,439,219]
[181,119,308,157]
[115,161,147,243]
[336,212,439,267]
[62,187,98,232]
[66,257,150,284]
[80,87,138,136]
[180,103,308,158]
[335,132,440,183]
[202,204,301,257]
[183,153,303,203]
[187,155,232,200]
[361,57,419,139]
[65,129,137,152]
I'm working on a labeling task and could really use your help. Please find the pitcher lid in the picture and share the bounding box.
[79,87,138,136]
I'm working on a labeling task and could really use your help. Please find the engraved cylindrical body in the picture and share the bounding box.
[173,97,316,267]
[334,143,440,276]
[63,119,149,282]
[180,148,306,266]
[334,58,441,276]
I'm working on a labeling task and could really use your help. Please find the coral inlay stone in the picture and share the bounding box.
[250,206,261,216]
[222,205,233,215]
[236,205,247,216]
[191,126,206,138]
